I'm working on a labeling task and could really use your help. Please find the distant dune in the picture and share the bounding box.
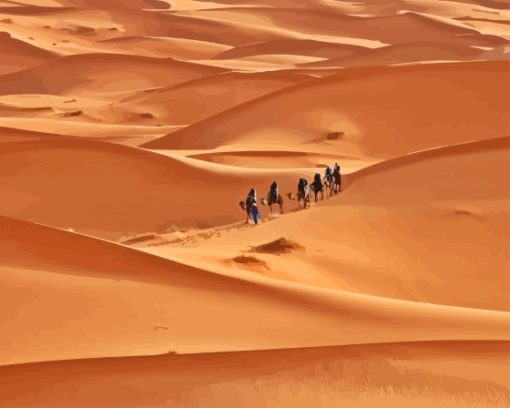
[98,35,230,59]
[301,42,485,68]
[0,31,56,75]
[0,53,224,95]
[116,71,313,125]
[143,60,510,158]
[184,8,506,48]
[214,39,368,60]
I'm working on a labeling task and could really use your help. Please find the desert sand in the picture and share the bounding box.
[0,0,509,407]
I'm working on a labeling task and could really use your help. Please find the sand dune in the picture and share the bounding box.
[0,53,223,95]
[215,39,368,60]
[145,138,510,311]
[301,41,485,68]
[67,0,170,9]
[1,0,508,405]
[143,60,510,158]
[147,13,288,47]
[180,8,506,48]
[1,214,509,366]
[0,139,314,238]
[189,149,366,170]
[98,35,231,59]
[115,71,312,126]
[0,126,79,143]
[0,31,56,74]
[1,341,508,408]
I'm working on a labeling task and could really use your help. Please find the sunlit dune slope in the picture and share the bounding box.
[179,8,506,48]
[143,60,510,158]
[0,341,508,408]
[98,35,230,60]
[147,138,510,311]
[1,214,509,365]
[301,42,485,68]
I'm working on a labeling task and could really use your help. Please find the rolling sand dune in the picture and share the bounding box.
[1,0,509,406]
[0,53,224,95]
[115,71,313,125]
[214,39,368,60]
[1,214,509,366]
[180,8,506,48]
[301,41,485,68]
[0,139,314,238]
[1,342,508,408]
[0,126,75,143]
[145,138,510,311]
[143,60,510,158]
[98,35,231,60]
[0,31,56,74]
[147,13,288,47]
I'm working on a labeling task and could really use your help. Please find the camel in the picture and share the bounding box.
[333,169,342,194]
[239,200,257,224]
[262,192,284,214]
[297,184,310,208]
[323,175,334,198]
[310,180,324,202]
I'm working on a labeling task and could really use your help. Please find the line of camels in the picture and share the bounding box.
[240,172,342,222]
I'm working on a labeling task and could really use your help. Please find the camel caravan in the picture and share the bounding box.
[239,163,342,225]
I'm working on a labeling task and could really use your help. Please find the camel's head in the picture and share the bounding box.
[287,192,295,200]
[239,201,246,211]
[261,197,268,206]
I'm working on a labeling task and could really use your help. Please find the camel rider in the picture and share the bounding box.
[333,163,341,193]
[270,181,278,201]
[298,178,307,192]
[245,188,257,223]
[324,166,333,182]
[313,172,323,190]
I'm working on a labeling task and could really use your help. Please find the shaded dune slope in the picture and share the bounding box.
[0,341,508,408]
[0,139,310,238]
[0,31,56,75]
[0,53,224,95]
